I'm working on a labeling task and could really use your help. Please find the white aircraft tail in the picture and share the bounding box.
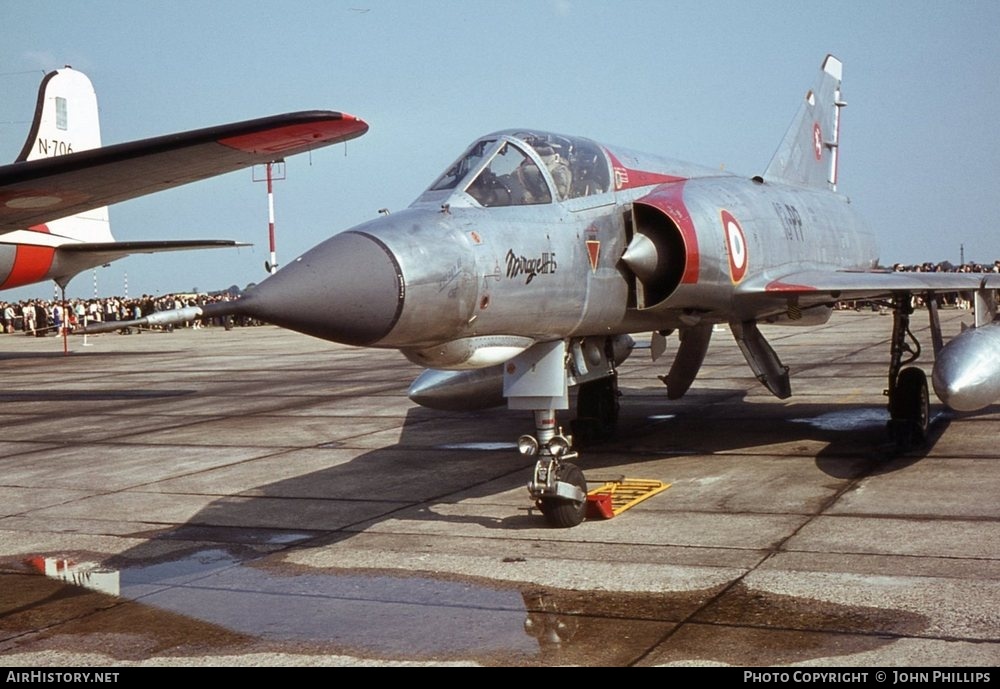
[16,67,113,242]
[763,54,845,191]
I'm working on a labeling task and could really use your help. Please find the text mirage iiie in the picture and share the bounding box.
[18,56,999,527]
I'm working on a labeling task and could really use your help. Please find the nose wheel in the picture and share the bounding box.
[533,460,588,528]
[522,410,589,528]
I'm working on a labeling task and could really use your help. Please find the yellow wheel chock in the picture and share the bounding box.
[585,478,671,519]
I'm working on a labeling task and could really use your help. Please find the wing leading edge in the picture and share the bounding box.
[0,110,369,232]
[735,269,1000,315]
[757,269,1000,296]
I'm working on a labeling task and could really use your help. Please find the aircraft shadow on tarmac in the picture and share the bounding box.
[64,386,955,664]
[590,385,953,477]
[92,379,965,546]
[112,384,956,545]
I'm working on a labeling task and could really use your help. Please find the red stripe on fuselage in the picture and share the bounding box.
[634,181,700,284]
[765,279,818,292]
[604,150,686,191]
[0,224,56,289]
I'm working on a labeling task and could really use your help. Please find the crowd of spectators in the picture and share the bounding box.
[832,261,1000,312]
[0,293,260,337]
[891,260,1000,275]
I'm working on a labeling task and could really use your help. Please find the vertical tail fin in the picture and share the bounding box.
[763,55,845,191]
[16,67,112,242]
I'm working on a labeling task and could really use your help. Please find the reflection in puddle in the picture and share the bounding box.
[436,442,516,450]
[264,533,316,545]
[790,407,888,432]
[28,549,537,657]
[120,551,535,655]
[18,547,928,665]
[25,556,120,596]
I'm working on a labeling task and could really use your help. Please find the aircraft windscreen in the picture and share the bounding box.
[429,139,495,192]
[465,142,551,207]
[427,131,612,206]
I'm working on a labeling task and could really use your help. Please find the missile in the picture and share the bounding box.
[932,321,1000,412]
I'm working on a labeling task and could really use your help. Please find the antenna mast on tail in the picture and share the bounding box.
[825,56,846,192]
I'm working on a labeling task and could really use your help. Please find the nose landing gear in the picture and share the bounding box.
[522,410,588,528]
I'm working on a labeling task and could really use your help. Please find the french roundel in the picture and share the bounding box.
[812,122,823,160]
[721,210,747,283]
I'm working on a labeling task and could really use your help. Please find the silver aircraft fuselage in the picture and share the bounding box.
[239,130,877,366]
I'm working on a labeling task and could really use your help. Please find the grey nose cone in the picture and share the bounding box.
[240,231,403,346]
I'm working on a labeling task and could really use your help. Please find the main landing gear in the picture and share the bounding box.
[571,376,620,446]
[885,295,931,448]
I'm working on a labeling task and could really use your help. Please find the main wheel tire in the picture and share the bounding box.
[573,377,620,445]
[537,462,588,528]
[889,366,930,446]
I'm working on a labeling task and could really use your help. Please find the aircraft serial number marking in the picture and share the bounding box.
[773,202,804,241]
[36,139,74,157]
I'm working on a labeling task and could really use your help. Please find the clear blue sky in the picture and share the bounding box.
[2,0,998,301]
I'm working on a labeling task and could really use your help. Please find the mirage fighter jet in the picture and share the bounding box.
[85,56,1000,527]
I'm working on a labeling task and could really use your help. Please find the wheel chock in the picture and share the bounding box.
[585,478,671,519]
[586,491,615,519]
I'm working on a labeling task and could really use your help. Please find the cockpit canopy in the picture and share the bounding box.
[426,130,612,207]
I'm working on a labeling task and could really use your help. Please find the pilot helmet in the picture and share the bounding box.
[533,143,558,168]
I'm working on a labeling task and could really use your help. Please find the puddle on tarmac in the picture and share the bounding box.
[436,442,517,451]
[790,407,889,432]
[790,407,948,433]
[5,548,928,665]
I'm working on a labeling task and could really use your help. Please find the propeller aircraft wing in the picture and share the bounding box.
[0,67,368,290]
[0,109,367,232]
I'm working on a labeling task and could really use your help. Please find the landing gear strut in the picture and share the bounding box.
[885,296,930,448]
[523,410,588,528]
[510,338,629,527]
